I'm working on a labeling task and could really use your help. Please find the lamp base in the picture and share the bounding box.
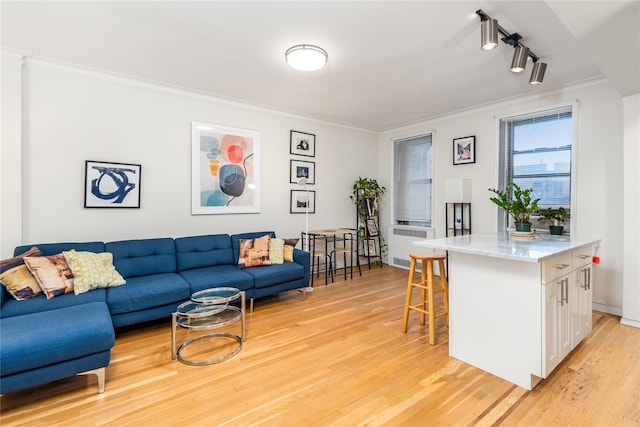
[305,286,314,293]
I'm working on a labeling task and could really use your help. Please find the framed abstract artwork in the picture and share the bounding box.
[84,160,141,208]
[290,190,316,214]
[453,135,476,165]
[290,130,315,157]
[192,122,261,214]
[290,159,315,184]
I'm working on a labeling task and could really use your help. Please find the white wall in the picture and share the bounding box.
[0,53,378,256]
[1,51,24,255]
[622,93,640,327]
[378,79,628,316]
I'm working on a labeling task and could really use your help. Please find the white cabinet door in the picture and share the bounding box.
[558,275,572,360]
[543,278,560,375]
[570,271,584,346]
[543,273,571,377]
[576,264,593,344]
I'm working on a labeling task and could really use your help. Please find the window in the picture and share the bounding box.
[393,134,433,227]
[498,106,573,229]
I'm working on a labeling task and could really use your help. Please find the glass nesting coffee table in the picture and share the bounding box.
[171,287,246,365]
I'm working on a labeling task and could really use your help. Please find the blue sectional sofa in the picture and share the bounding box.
[0,232,310,395]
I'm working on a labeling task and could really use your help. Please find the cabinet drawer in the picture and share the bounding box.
[543,253,572,283]
[573,245,593,268]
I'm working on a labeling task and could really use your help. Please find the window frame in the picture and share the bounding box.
[496,103,578,234]
[390,132,434,229]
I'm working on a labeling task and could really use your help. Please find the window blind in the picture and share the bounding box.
[393,134,432,227]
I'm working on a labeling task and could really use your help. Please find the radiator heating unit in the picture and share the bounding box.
[387,226,435,271]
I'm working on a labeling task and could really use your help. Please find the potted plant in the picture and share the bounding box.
[488,183,540,232]
[350,177,386,202]
[538,207,569,235]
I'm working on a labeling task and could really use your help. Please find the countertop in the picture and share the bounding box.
[413,232,601,263]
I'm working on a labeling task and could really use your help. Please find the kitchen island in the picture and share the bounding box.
[414,232,600,390]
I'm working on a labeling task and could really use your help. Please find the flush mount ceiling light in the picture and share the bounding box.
[285,44,328,71]
[476,9,548,84]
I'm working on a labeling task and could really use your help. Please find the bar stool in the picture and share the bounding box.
[401,252,449,345]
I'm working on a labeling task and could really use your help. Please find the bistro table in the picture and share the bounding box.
[307,228,361,283]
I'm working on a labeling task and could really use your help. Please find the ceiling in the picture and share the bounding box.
[1,1,638,131]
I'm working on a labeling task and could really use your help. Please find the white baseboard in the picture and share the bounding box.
[620,318,640,328]
[592,302,622,316]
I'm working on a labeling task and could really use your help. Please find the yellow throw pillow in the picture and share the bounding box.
[283,245,295,262]
[269,238,285,265]
[24,254,74,299]
[63,250,126,295]
[0,264,42,300]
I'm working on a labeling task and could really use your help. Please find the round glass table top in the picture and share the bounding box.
[191,287,241,305]
[176,301,226,317]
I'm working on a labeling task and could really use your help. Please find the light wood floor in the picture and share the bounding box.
[1,266,638,426]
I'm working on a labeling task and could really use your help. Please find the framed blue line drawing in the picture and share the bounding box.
[84,160,141,208]
[192,122,261,214]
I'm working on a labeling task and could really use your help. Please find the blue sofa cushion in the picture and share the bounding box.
[106,238,177,278]
[14,242,105,257]
[231,231,276,265]
[242,262,304,289]
[106,273,190,315]
[0,302,114,376]
[0,288,107,319]
[179,265,255,294]
[175,234,234,271]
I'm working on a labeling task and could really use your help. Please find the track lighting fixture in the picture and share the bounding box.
[476,9,547,84]
[529,61,547,85]
[510,45,529,73]
[481,19,498,51]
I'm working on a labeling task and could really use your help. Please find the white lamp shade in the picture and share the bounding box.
[285,45,328,71]
[445,178,472,203]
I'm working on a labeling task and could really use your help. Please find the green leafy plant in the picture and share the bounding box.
[537,207,557,226]
[488,182,540,225]
[554,207,570,224]
[537,207,571,226]
[350,177,386,202]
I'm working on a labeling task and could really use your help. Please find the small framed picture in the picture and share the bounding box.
[84,160,141,208]
[290,130,315,157]
[290,190,316,214]
[290,159,315,184]
[363,239,377,256]
[453,136,476,165]
[366,218,379,236]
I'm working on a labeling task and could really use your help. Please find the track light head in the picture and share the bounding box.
[481,19,498,51]
[529,61,547,84]
[510,45,529,73]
